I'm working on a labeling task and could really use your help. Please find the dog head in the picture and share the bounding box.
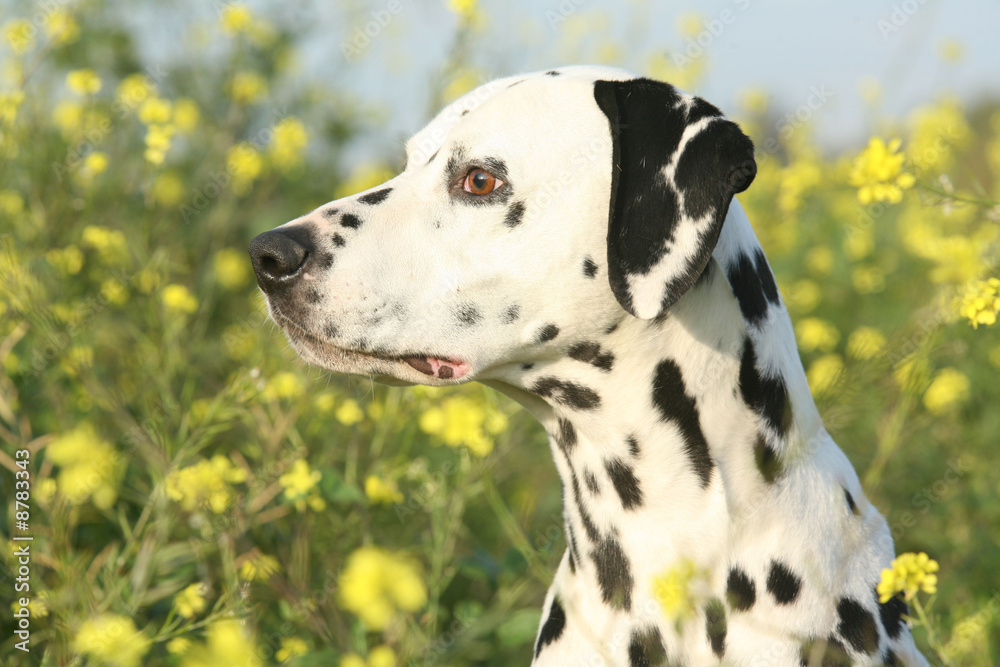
[249,66,755,385]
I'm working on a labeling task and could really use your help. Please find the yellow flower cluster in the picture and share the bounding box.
[221,5,254,35]
[135,91,199,165]
[74,614,151,667]
[46,9,79,45]
[419,394,507,457]
[846,326,886,360]
[230,70,267,105]
[923,368,970,416]
[226,142,265,194]
[47,422,119,509]
[806,354,844,397]
[335,398,366,425]
[262,371,304,401]
[174,583,208,619]
[175,619,263,667]
[162,283,199,314]
[279,459,326,512]
[958,277,1000,328]
[276,637,309,662]
[165,455,247,514]
[3,19,34,55]
[795,317,840,353]
[239,551,281,581]
[338,546,427,630]
[877,552,939,603]
[269,117,308,172]
[365,475,404,505]
[341,645,397,667]
[652,559,701,621]
[848,137,916,205]
[214,247,252,289]
[81,225,128,264]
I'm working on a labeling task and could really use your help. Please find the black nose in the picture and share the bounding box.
[248,227,314,290]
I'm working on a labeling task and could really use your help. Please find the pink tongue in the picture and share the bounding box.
[404,356,468,380]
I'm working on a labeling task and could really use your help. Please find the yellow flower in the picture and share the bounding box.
[139,97,172,124]
[179,619,263,667]
[338,546,427,630]
[67,69,102,96]
[117,74,155,107]
[447,0,480,23]
[653,559,701,622]
[848,137,916,205]
[46,246,84,275]
[894,355,931,394]
[239,552,281,582]
[4,19,34,56]
[365,475,403,505]
[846,326,886,361]
[0,90,25,126]
[877,552,939,603]
[52,100,84,135]
[263,371,304,400]
[74,615,150,667]
[227,143,265,194]
[221,4,254,35]
[335,398,365,426]
[47,423,119,509]
[214,247,251,289]
[276,637,309,662]
[101,278,129,306]
[166,455,247,514]
[82,151,109,178]
[81,225,128,264]
[0,189,24,216]
[145,123,176,164]
[958,277,1000,328]
[336,162,395,199]
[173,98,200,132]
[45,10,79,45]
[152,171,185,206]
[174,583,208,619]
[167,637,192,654]
[341,655,366,667]
[784,279,820,314]
[923,368,970,416]
[806,354,844,397]
[418,394,499,456]
[908,98,970,175]
[314,392,336,412]
[795,318,840,353]
[230,70,267,104]
[368,645,397,667]
[162,283,199,314]
[851,266,885,294]
[279,459,325,511]
[805,246,834,277]
[269,117,308,172]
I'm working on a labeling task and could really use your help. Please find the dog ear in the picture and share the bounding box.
[594,78,756,320]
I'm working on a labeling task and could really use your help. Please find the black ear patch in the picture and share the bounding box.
[594,78,756,319]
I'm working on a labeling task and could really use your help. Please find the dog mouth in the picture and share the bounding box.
[270,309,469,381]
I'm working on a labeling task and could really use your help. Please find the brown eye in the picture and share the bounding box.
[463,168,503,195]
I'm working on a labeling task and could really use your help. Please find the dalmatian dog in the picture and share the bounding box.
[248,66,928,666]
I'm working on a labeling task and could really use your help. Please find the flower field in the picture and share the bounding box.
[1,2,999,666]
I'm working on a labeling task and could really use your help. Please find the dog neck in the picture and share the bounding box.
[485,203,825,625]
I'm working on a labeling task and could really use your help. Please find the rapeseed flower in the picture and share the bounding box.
[263,371,304,401]
[958,277,1000,328]
[339,546,427,630]
[221,5,254,35]
[239,551,281,582]
[174,583,208,619]
[139,97,172,124]
[276,637,309,662]
[279,459,326,511]
[335,398,365,426]
[151,171,185,206]
[165,455,247,513]
[877,552,939,603]
[173,98,200,132]
[419,395,497,456]
[849,137,915,205]
[214,248,251,289]
[923,368,970,415]
[117,73,154,107]
[653,559,701,622]
[365,475,403,505]
[846,326,886,360]
[162,284,199,314]
[47,422,119,509]
[230,70,267,104]
[269,117,308,172]
[4,19,34,55]
[74,614,150,667]
[67,69,102,96]
[45,10,79,45]
[227,143,265,194]
[795,318,840,353]
[179,619,262,667]
[806,354,844,397]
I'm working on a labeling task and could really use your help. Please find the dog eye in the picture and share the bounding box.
[463,168,503,195]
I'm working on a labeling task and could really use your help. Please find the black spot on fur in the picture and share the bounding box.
[767,561,802,605]
[584,469,600,495]
[627,435,640,457]
[628,626,668,667]
[836,597,879,655]
[726,250,779,327]
[316,251,334,270]
[323,322,339,339]
[753,434,782,483]
[546,70,561,76]
[800,637,852,667]
[504,200,526,227]
[651,359,714,487]
[569,341,615,372]
[331,233,346,247]
[426,149,439,164]
[340,213,363,229]
[566,520,580,570]
[358,187,392,205]
[321,207,338,219]
[583,256,598,278]
[739,337,792,436]
[305,288,322,304]
[605,458,642,510]
[556,418,577,455]
[592,535,633,610]
[569,469,599,542]
[705,598,727,658]
[845,488,860,515]
[532,377,601,410]
[604,322,619,335]
[521,362,534,371]
[534,596,566,659]
[882,648,900,666]
[460,108,469,116]
[877,589,908,640]
[538,324,560,342]
[501,304,520,324]
[456,304,482,326]
[726,568,756,612]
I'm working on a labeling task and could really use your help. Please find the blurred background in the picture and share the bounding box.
[1,1,999,665]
